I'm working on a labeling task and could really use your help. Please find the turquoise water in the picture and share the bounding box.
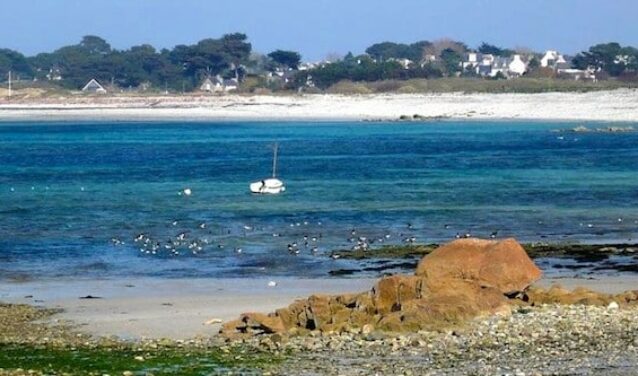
[1,121,637,279]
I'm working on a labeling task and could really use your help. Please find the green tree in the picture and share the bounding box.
[527,57,540,70]
[478,42,514,57]
[573,42,629,76]
[267,50,301,69]
[79,35,112,55]
[0,49,33,78]
[440,48,462,76]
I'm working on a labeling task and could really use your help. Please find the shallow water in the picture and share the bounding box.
[1,120,637,279]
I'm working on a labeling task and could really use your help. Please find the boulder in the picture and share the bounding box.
[221,238,547,338]
[416,238,541,294]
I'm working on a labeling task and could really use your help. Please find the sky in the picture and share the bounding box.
[1,0,637,61]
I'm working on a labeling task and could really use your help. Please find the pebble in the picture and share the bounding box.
[241,304,638,375]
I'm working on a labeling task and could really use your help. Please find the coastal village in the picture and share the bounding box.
[4,33,630,98]
[78,49,597,95]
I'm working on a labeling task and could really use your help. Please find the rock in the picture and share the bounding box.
[399,280,509,331]
[361,323,374,335]
[416,238,541,294]
[241,313,286,334]
[608,301,619,311]
[372,275,426,314]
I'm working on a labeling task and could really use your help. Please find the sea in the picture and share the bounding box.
[1,120,637,280]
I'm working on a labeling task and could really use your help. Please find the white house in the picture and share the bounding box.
[508,54,527,76]
[462,52,479,70]
[200,75,239,93]
[82,79,106,94]
[541,50,566,68]
[199,77,220,92]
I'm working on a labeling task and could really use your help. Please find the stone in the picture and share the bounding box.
[416,238,542,294]
[241,313,286,334]
[400,280,509,331]
[372,275,426,314]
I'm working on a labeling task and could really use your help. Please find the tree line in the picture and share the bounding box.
[299,40,638,89]
[1,34,637,92]
[0,34,300,91]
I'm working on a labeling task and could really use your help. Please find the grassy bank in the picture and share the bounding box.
[325,77,638,94]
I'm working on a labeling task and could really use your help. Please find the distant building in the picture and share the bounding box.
[508,55,527,76]
[388,58,413,69]
[540,50,566,68]
[82,79,106,94]
[200,75,239,93]
[461,52,529,78]
[200,77,219,92]
[46,68,62,81]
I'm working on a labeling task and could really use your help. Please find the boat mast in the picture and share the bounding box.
[272,143,278,178]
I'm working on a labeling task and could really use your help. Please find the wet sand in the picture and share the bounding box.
[0,277,376,339]
[2,275,637,340]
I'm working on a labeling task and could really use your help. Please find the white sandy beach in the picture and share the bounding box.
[1,90,638,122]
[2,275,637,340]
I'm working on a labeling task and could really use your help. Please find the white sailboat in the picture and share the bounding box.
[250,143,286,194]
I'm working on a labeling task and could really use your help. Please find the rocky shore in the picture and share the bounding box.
[258,303,638,375]
[4,238,638,375]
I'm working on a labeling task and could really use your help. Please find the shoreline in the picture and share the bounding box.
[0,277,377,340]
[1,90,638,122]
[2,275,637,340]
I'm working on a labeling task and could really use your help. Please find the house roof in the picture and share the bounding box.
[82,79,105,92]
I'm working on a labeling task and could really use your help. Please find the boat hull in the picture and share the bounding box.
[250,178,285,194]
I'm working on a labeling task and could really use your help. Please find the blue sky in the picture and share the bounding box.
[2,0,637,60]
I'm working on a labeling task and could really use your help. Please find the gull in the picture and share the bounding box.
[235,248,243,254]
[183,188,192,196]
[199,223,206,229]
